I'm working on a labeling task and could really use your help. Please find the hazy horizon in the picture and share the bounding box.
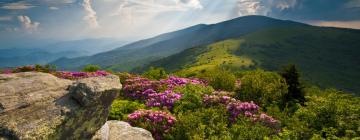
[0,0,360,46]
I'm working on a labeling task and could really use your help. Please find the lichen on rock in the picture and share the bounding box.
[0,72,122,140]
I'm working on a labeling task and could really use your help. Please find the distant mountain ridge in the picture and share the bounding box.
[51,16,308,71]
[137,26,360,95]
[0,38,126,68]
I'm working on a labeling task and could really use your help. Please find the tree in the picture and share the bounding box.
[142,67,168,80]
[279,64,305,104]
[82,64,101,72]
[237,69,288,106]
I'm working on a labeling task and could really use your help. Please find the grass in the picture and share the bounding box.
[176,40,253,75]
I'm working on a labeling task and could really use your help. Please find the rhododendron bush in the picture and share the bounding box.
[111,74,280,140]
[1,65,110,80]
[127,110,176,140]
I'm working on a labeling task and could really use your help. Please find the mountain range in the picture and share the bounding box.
[0,39,126,68]
[49,15,360,94]
[51,16,307,71]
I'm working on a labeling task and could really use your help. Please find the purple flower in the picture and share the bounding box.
[146,90,182,110]
[127,110,176,140]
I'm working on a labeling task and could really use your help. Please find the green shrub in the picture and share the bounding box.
[283,89,360,139]
[168,107,231,140]
[173,84,213,113]
[116,72,132,84]
[198,69,236,91]
[34,64,56,73]
[109,100,145,120]
[82,64,101,72]
[229,118,275,139]
[236,69,288,106]
[142,67,168,80]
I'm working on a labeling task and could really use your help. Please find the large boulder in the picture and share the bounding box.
[0,72,122,140]
[92,121,154,140]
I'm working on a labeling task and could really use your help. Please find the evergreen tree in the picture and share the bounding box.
[279,64,305,104]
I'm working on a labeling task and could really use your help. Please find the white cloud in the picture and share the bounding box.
[178,0,203,9]
[275,0,297,10]
[234,0,298,17]
[1,1,35,10]
[235,0,268,16]
[41,0,76,4]
[17,15,40,33]
[0,16,12,21]
[110,0,203,17]
[49,6,59,10]
[82,0,99,28]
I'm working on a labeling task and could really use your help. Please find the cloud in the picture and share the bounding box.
[17,15,40,33]
[40,0,76,4]
[0,16,12,21]
[82,0,99,28]
[1,1,35,10]
[178,0,203,9]
[234,0,268,16]
[49,6,59,10]
[312,20,360,29]
[110,0,203,16]
[275,0,297,10]
[233,0,298,17]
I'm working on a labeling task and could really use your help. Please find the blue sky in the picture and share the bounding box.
[0,0,359,42]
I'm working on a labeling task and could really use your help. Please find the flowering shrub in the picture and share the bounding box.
[258,113,279,128]
[226,101,280,129]
[127,110,176,140]
[114,73,283,139]
[146,90,182,110]
[0,65,108,80]
[1,69,12,74]
[123,77,161,100]
[54,70,109,80]
[13,65,36,72]
[160,76,207,89]
[203,94,237,106]
[227,101,260,122]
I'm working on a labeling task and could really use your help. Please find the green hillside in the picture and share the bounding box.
[51,16,307,71]
[138,26,360,95]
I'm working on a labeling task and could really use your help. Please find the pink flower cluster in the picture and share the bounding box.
[1,69,12,74]
[123,77,161,100]
[146,90,182,110]
[203,94,237,106]
[227,101,260,122]
[160,76,207,89]
[226,101,280,128]
[127,110,176,140]
[258,113,279,128]
[54,71,109,80]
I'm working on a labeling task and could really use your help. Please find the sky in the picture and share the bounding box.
[0,0,360,43]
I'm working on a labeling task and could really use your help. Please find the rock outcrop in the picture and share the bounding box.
[0,72,122,140]
[92,121,154,140]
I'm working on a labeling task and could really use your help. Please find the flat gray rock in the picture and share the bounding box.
[92,121,154,140]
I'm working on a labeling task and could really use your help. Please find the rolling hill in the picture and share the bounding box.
[51,16,307,71]
[137,26,360,95]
